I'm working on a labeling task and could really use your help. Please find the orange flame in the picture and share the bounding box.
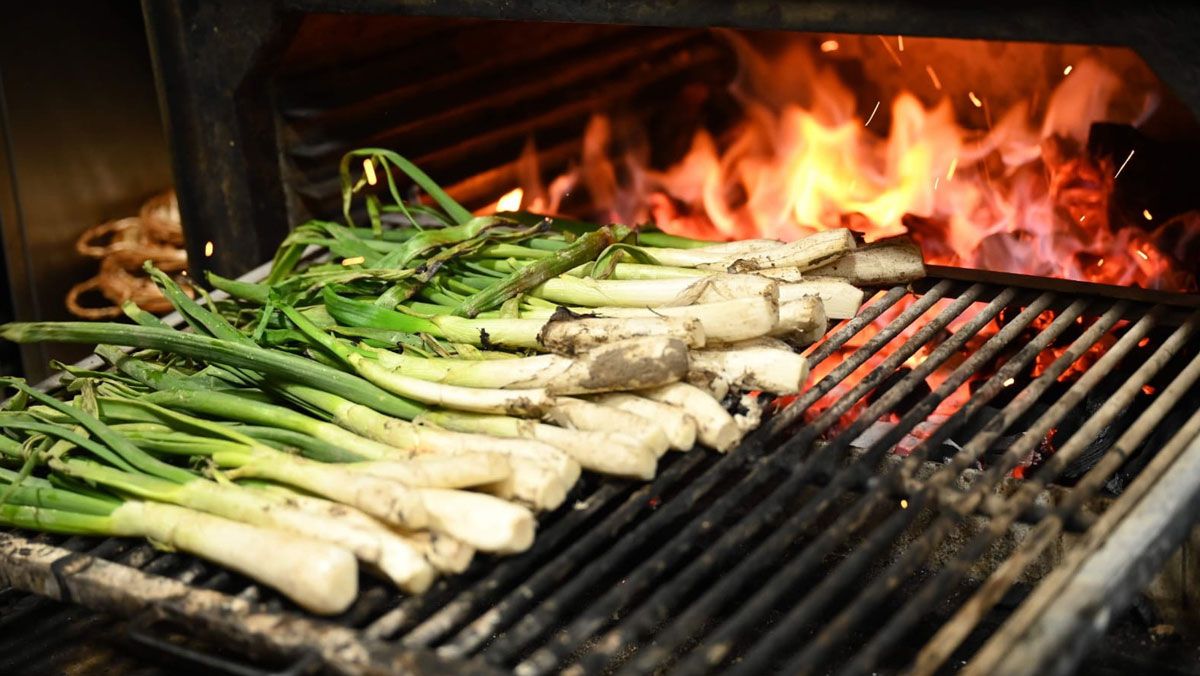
[508,32,1196,292]
[497,187,524,212]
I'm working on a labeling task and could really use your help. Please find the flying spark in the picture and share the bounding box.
[1143,209,1153,220]
[1063,65,1073,75]
[1097,258,1105,267]
[341,256,366,266]
[878,35,902,66]
[1113,149,1136,179]
[864,100,881,127]
[933,176,940,190]
[900,499,909,509]
[820,40,839,52]
[946,157,959,180]
[1136,249,1150,260]
[204,241,214,257]
[897,35,905,51]
[968,91,983,107]
[363,159,378,186]
[925,65,942,90]
[1003,378,1015,387]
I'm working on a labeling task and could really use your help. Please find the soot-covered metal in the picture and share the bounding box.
[0,263,1198,675]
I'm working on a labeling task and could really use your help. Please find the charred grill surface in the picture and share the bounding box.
[0,268,1198,675]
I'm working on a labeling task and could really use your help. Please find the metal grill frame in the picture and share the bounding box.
[0,259,1198,674]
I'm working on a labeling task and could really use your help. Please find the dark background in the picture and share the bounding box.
[0,2,171,382]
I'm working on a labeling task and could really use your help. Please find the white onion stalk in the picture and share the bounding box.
[565,262,706,280]
[531,275,708,307]
[639,382,741,452]
[702,229,857,272]
[693,273,779,304]
[415,488,536,554]
[538,316,705,353]
[690,238,784,253]
[225,451,428,529]
[244,482,475,574]
[331,400,578,508]
[773,296,828,340]
[752,267,807,283]
[228,482,436,592]
[546,397,671,457]
[365,336,688,394]
[324,394,578,478]
[429,314,702,352]
[804,239,926,285]
[587,392,697,452]
[345,351,554,416]
[399,530,476,574]
[109,501,359,614]
[778,280,865,320]
[340,452,511,489]
[473,460,570,511]
[0,469,364,613]
[420,410,658,480]
[525,295,776,344]
[688,342,810,395]
[636,240,783,267]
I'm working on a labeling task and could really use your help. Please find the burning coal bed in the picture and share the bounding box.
[763,289,1200,494]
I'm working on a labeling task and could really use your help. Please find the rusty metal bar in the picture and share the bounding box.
[828,307,1161,676]
[848,313,1195,675]
[504,284,964,672]
[730,301,1133,675]
[0,533,497,675]
[618,288,1042,674]
[992,406,1200,676]
[911,312,1200,675]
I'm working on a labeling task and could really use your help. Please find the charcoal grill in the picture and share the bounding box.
[3,1,1200,673]
[2,262,1199,674]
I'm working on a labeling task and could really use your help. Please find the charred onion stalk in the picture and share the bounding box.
[0,148,926,608]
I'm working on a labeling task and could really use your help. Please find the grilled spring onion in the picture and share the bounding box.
[360,336,688,394]
[0,492,358,614]
[0,321,427,421]
[323,287,704,351]
[100,349,575,510]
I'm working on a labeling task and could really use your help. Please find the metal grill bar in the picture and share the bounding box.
[466,285,931,666]
[3,270,1199,675]
[787,306,1155,675]
[505,283,968,672]
[398,454,709,650]
[985,406,1200,676]
[626,291,1060,674]
[914,312,1200,674]
[836,312,1189,675]
[724,299,1129,675]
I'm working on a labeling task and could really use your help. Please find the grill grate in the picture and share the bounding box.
[1,271,1199,675]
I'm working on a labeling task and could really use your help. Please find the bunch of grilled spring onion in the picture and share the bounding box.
[0,148,926,613]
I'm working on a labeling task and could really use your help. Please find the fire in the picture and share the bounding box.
[509,31,1196,292]
[479,31,1200,474]
[497,187,524,212]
